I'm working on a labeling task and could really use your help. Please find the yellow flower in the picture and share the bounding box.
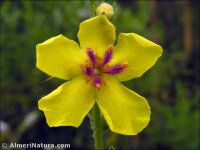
[36,15,162,135]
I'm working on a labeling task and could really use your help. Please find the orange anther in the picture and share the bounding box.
[108,45,113,51]
[121,62,129,69]
[86,47,92,51]
[95,83,101,90]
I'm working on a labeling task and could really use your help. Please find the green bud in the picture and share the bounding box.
[96,3,114,20]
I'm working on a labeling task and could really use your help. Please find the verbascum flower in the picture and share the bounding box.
[36,15,162,135]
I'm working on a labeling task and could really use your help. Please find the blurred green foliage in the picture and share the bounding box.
[0,0,199,149]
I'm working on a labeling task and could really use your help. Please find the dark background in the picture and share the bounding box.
[1,0,199,149]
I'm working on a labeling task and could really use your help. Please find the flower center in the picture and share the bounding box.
[81,45,128,90]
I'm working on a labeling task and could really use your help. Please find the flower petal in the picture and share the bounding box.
[111,33,163,81]
[36,34,86,80]
[96,76,150,135]
[78,15,116,57]
[38,76,95,127]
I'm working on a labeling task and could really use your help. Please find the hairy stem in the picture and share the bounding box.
[92,103,103,149]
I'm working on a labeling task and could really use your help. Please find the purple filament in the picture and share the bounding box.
[102,49,113,66]
[83,66,94,76]
[104,64,124,75]
[87,48,96,67]
[94,76,102,86]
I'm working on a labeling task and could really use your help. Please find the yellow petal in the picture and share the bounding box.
[96,76,150,135]
[111,33,163,81]
[36,34,86,80]
[38,76,95,127]
[78,15,116,57]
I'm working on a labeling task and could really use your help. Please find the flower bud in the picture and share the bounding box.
[96,3,114,20]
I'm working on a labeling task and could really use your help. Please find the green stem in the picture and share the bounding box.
[93,103,103,150]
[89,1,103,149]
